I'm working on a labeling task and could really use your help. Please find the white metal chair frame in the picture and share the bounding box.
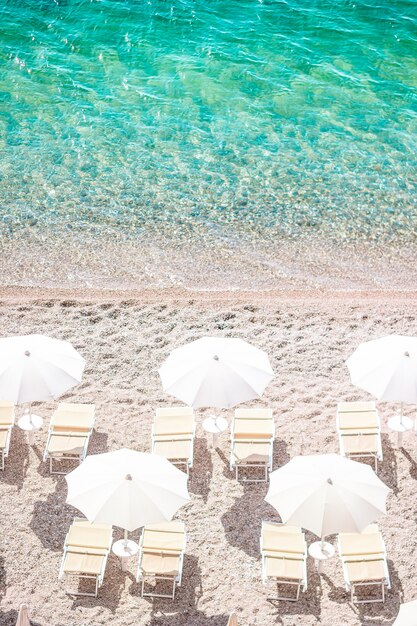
[136,525,186,599]
[230,411,275,483]
[151,409,196,475]
[260,521,307,602]
[58,518,113,598]
[0,403,15,471]
[337,532,391,604]
[336,403,382,472]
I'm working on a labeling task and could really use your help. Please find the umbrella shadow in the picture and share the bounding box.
[378,434,399,495]
[30,483,74,552]
[70,554,127,613]
[221,483,273,558]
[1,427,30,490]
[188,436,213,503]
[131,554,205,624]
[87,429,109,456]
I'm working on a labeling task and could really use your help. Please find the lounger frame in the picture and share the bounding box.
[0,402,15,471]
[230,409,275,483]
[336,401,382,472]
[136,522,186,599]
[260,521,307,602]
[151,407,195,475]
[337,526,391,604]
[43,403,95,474]
[59,517,112,598]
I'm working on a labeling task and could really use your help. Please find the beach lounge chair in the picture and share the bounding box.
[151,407,195,474]
[0,401,14,471]
[136,521,186,599]
[44,403,95,474]
[338,523,390,604]
[260,521,307,601]
[230,408,274,482]
[337,401,382,471]
[59,517,113,597]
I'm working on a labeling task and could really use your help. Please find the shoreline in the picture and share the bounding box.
[1,285,417,305]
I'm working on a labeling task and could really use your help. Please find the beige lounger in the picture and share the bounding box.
[0,401,14,471]
[152,407,195,474]
[337,401,382,471]
[338,524,390,604]
[230,409,274,482]
[59,518,112,597]
[44,403,95,474]
[260,522,307,601]
[136,521,186,599]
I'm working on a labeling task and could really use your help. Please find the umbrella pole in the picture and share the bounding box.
[400,402,403,426]
[28,402,33,425]
[124,529,128,548]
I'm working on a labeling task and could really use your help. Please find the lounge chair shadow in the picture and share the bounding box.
[266,560,322,621]
[86,429,109,455]
[70,555,127,613]
[378,434,399,495]
[130,554,204,624]
[221,483,273,558]
[354,558,402,626]
[30,484,75,551]
[0,608,43,626]
[0,555,6,601]
[272,436,290,470]
[1,427,30,490]
[401,447,417,482]
[188,436,213,503]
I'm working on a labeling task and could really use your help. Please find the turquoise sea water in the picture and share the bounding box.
[1,0,417,289]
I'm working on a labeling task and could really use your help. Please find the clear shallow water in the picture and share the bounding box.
[1,0,417,289]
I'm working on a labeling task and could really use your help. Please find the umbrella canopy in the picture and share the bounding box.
[0,334,85,404]
[227,613,238,626]
[346,335,417,404]
[15,604,30,626]
[393,599,417,626]
[159,337,274,408]
[66,448,190,532]
[266,454,390,539]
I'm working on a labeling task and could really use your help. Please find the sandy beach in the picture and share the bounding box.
[0,288,416,625]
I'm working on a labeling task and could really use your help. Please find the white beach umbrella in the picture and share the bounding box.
[66,449,190,535]
[159,337,274,408]
[265,454,390,540]
[346,335,417,420]
[393,599,417,626]
[15,604,31,626]
[0,334,85,404]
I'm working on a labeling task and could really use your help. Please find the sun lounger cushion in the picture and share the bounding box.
[338,413,379,430]
[48,434,88,455]
[264,555,304,581]
[142,525,185,552]
[339,526,383,556]
[67,525,112,550]
[262,530,305,554]
[235,409,273,419]
[232,441,271,463]
[345,558,386,583]
[341,433,379,454]
[233,419,274,439]
[51,411,95,432]
[63,548,106,576]
[338,401,376,413]
[140,551,181,576]
[0,429,9,449]
[153,415,194,436]
[58,403,95,415]
[153,439,192,461]
[0,406,14,426]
